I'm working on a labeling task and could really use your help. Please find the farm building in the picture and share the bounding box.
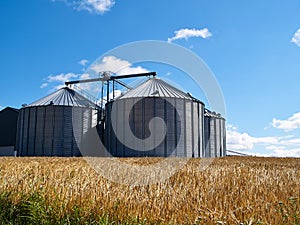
[204,109,226,157]
[0,107,19,156]
[15,87,100,156]
[105,77,205,157]
[15,73,226,157]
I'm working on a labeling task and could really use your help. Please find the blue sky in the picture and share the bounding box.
[1,0,300,157]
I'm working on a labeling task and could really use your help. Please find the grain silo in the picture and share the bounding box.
[204,109,226,157]
[105,77,205,157]
[16,87,100,156]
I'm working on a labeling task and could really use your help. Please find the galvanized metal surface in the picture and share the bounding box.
[29,87,99,108]
[204,109,226,157]
[118,78,196,100]
[16,81,226,158]
[16,88,100,157]
[105,96,205,157]
[16,106,99,156]
[104,78,227,158]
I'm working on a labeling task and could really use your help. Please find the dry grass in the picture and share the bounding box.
[0,156,299,224]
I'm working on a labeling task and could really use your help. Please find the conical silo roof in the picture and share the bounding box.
[28,87,98,108]
[204,109,224,119]
[118,78,193,100]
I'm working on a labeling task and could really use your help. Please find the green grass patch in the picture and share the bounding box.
[0,191,148,225]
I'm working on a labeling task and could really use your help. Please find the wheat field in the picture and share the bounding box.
[0,156,299,224]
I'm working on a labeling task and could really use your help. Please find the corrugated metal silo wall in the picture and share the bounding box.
[16,106,99,156]
[105,97,204,157]
[35,107,45,156]
[204,115,226,157]
[196,101,204,157]
[221,118,226,156]
[217,117,226,157]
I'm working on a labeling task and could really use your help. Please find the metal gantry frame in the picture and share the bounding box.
[65,71,156,106]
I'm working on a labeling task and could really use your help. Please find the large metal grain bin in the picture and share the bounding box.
[105,78,205,157]
[204,109,226,157]
[16,87,100,156]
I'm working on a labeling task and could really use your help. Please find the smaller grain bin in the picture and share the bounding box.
[16,87,100,156]
[204,109,226,157]
[105,78,205,157]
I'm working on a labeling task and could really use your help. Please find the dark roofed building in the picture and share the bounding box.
[0,107,19,156]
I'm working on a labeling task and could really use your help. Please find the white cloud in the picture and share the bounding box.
[116,66,149,75]
[79,59,89,66]
[226,125,279,151]
[284,138,300,145]
[271,112,300,131]
[273,148,300,157]
[252,136,279,145]
[91,56,149,75]
[167,28,212,43]
[107,89,122,101]
[40,72,79,90]
[77,0,115,14]
[226,124,300,157]
[80,73,90,79]
[291,29,300,47]
[40,83,48,89]
[47,73,78,83]
[97,89,122,106]
[55,0,115,14]
[226,125,255,150]
[75,73,94,91]
[40,56,147,95]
